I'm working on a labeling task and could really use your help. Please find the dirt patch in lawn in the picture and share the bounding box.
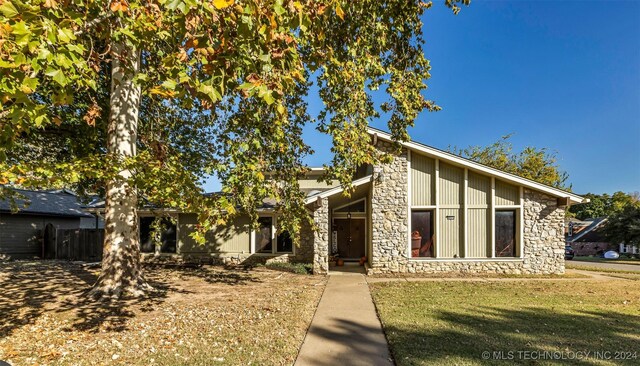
[0,261,326,365]
[370,279,640,366]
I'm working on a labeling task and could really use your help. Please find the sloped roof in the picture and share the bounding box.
[368,127,585,204]
[0,188,94,218]
[567,217,608,243]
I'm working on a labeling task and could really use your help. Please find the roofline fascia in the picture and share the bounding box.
[367,128,585,204]
[304,175,373,204]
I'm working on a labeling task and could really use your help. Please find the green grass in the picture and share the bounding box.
[370,280,640,365]
[573,256,640,266]
[565,263,640,275]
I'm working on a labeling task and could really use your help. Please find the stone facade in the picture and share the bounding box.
[521,189,566,274]
[370,141,409,273]
[366,142,567,275]
[311,198,330,274]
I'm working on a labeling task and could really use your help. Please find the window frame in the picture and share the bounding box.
[250,214,295,255]
[410,209,435,258]
[138,214,178,255]
[494,209,518,258]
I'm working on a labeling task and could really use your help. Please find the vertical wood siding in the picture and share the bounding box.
[466,208,489,257]
[438,208,461,257]
[438,162,464,206]
[411,153,435,206]
[178,213,250,254]
[467,171,490,206]
[495,180,519,206]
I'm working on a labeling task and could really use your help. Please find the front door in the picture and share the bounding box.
[334,218,366,259]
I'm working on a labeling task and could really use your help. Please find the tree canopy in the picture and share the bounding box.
[1,0,470,296]
[450,134,570,189]
[569,191,640,221]
[602,198,640,248]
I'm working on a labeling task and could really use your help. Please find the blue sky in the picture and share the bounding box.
[207,0,640,195]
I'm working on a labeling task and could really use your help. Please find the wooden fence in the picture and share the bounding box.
[53,228,103,262]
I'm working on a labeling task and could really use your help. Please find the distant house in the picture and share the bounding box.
[0,189,97,259]
[565,217,613,256]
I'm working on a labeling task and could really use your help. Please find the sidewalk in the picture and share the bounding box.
[294,270,393,366]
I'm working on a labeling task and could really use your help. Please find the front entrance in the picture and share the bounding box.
[334,218,366,260]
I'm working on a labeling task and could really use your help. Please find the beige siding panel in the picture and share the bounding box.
[467,208,489,258]
[179,213,250,254]
[438,162,464,206]
[411,153,435,206]
[495,180,519,206]
[467,171,490,206]
[298,178,339,191]
[438,208,462,258]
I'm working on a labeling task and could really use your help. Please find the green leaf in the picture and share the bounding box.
[262,90,275,105]
[0,1,19,18]
[45,69,68,86]
[161,80,177,90]
[57,28,76,44]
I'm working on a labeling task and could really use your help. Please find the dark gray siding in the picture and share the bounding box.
[0,213,80,258]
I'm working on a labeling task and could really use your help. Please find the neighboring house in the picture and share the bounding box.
[565,217,613,256]
[122,128,586,275]
[0,188,96,259]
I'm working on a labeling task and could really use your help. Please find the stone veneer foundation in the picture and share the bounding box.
[367,141,566,275]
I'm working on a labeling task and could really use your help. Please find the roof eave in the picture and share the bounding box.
[367,128,585,205]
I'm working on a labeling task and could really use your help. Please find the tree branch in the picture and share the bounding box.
[75,13,113,36]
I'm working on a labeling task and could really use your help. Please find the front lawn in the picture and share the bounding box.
[573,256,640,266]
[370,279,640,365]
[0,261,326,365]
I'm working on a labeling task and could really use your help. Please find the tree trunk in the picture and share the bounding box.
[88,40,151,299]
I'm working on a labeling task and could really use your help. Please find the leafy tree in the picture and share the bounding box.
[450,135,570,189]
[603,204,640,250]
[0,0,470,298]
[569,191,639,220]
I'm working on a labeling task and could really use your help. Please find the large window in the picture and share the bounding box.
[254,216,293,254]
[495,210,516,257]
[139,217,177,254]
[255,217,273,253]
[277,231,293,253]
[411,210,434,258]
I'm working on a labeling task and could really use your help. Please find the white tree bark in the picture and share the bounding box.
[89,39,150,298]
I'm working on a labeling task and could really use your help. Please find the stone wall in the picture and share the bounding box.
[368,141,566,275]
[311,198,329,274]
[370,141,409,273]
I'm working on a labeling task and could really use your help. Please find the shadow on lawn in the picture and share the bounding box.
[383,306,640,365]
[0,261,260,337]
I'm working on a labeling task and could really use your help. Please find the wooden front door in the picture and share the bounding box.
[335,218,366,259]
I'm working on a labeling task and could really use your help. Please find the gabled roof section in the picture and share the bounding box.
[368,127,585,204]
[0,188,94,218]
[304,175,373,204]
[567,218,608,243]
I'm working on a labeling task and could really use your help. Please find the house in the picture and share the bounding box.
[0,188,97,259]
[565,217,613,256]
[131,128,585,275]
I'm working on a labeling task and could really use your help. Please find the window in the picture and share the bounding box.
[411,210,434,258]
[277,231,293,253]
[139,217,177,254]
[255,217,273,253]
[495,210,516,257]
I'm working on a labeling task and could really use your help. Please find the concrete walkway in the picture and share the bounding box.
[295,269,392,366]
